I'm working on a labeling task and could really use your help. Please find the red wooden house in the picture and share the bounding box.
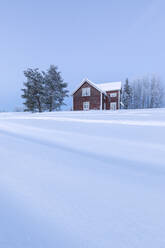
[72,79,122,111]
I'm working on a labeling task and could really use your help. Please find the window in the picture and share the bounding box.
[110,92,117,97]
[83,102,90,110]
[82,87,90,96]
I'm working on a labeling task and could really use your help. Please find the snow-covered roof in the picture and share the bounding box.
[95,82,122,92]
[72,78,121,96]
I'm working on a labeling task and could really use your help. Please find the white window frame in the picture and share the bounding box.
[110,92,117,97]
[82,87,90,96]
[110,102,117,110]
[83,101,90,111]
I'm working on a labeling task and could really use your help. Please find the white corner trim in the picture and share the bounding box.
[118,90,120,109]
[100,92,102,110]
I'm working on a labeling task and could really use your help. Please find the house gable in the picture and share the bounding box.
[73,81,102,110]
[73,81,100,96]
[72,78,106,96]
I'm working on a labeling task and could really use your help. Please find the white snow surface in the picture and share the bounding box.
[0,108,165,248]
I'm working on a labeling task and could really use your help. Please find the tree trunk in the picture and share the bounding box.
[36,97,42,112]
[49,96,53,112]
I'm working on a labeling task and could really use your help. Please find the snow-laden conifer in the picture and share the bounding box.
[22,68,45,112]
[43,65,69,111]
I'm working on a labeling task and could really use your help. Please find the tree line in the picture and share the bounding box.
[21,65,69,112]
[121,75,164,109]
[22,66,164,112]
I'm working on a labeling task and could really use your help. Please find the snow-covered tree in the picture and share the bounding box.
[43,65,69,111]
[142,76,150,108]
[21,65,69,112]
[122,78,132,109]
[122,75,164,110]
[132,78,144,109]
[21,68,45,112]
[150,76,164,108]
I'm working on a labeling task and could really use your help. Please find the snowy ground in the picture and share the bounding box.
[0,108,165,248]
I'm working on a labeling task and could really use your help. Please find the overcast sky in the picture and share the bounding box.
[0,0,164,110]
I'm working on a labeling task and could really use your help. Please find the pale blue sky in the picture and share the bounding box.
[0,0,164,110]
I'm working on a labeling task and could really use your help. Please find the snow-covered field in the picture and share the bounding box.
[0,109,165,248]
